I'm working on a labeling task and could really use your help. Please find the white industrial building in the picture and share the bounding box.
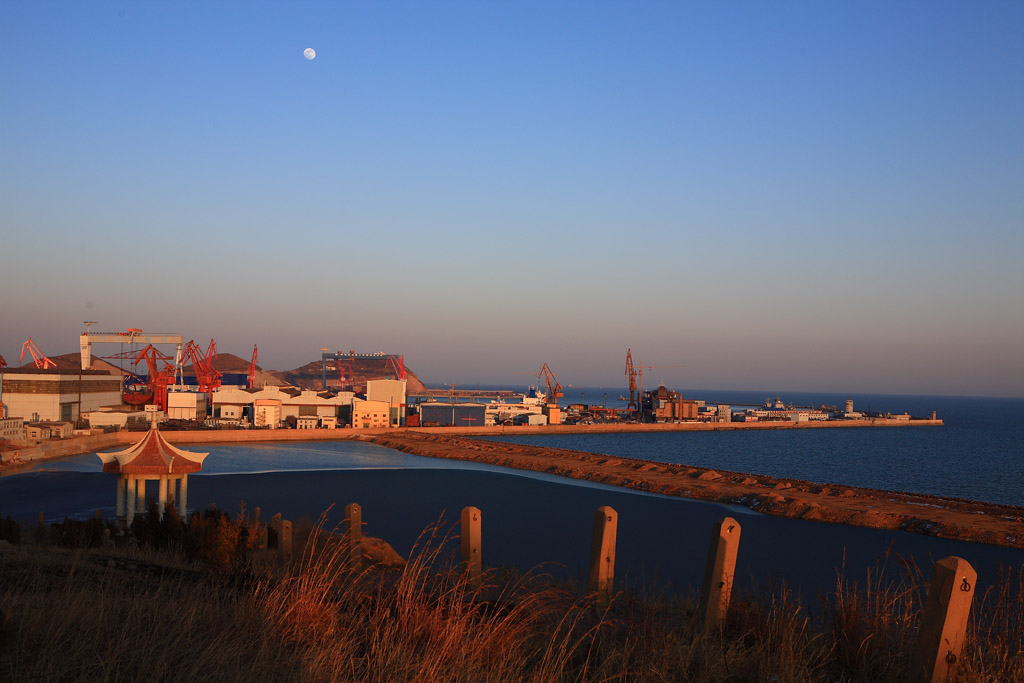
[0,368,122,423]
[167,390,210,421]
[352,398,391,428]
[0,417,26,442]
[365,379,407,426]
[213,385,355,428]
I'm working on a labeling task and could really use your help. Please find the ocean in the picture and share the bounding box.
[488,389,1024,507]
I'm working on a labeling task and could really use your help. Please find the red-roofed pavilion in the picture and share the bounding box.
[98,427,208,524]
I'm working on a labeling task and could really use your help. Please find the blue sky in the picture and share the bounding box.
[2,1,1022,397]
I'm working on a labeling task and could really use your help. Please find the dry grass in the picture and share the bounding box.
[2,514,1023,682]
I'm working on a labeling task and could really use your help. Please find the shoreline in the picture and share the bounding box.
[0,416,943,469]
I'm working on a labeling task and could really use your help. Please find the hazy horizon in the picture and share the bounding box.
[3,2,1022,399]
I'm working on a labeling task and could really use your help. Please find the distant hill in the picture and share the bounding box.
[206,353,287,388]
[274,357,427,394]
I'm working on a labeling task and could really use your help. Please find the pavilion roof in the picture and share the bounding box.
[98,428,208,475]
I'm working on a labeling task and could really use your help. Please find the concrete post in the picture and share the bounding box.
[698,517,742,630]
[345,503,363,567]
[179,474,188,518]
[913,556,976,683]
[461,506,482,586]
[126,476,136,525]
[280,519,293,561]
[157,476,168,518]
[271,512,282,549]
[116,474,125,520]
[588,505,618,599]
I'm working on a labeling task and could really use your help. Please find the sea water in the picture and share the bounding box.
[487,390,1024,507]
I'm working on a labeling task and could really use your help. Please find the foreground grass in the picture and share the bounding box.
[1,516,1022,682]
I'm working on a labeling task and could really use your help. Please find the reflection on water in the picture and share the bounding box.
[14,440,466,476]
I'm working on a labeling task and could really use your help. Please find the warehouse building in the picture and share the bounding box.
[0,368,122,424]
[419,402,487,427]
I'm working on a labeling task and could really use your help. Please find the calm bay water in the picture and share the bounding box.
[487,390,1024,507]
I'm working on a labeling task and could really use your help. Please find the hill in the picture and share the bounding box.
[272,357,426,393]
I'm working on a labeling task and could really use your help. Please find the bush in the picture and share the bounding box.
[0,516,20,544]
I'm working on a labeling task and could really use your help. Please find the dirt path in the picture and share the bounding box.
[366,431,1024,549]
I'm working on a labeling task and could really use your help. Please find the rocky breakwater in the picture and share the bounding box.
[365,432,1024,549]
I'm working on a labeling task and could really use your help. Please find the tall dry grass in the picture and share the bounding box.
[2,511,1022,682]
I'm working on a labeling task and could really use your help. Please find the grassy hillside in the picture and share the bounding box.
[1,511,1021,682]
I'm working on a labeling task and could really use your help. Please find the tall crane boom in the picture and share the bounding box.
[538,363,564,406]
[625,349,638,410]
[133,345,176,412]
[20,339,57,369]
[248,344,258,389]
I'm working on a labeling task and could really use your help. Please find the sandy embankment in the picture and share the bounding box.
[364,431,1024,550]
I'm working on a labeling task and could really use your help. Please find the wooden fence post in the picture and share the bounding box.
[588,505,618,599]
[254,507,267,549]
[345,503,363,568]
[913,556,976,683]
[461,506,482,586]
[279,519,293,561]
[698,516,742,630]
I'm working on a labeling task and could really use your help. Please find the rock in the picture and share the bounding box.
[774,481,792,491]
[740,477,759,486]
[361,536,406,570]
[697,470,722,481]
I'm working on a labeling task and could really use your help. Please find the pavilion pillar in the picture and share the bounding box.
[116,474,126,520]
[136,478,146,514]
[167,476,176,510]
[126,475,136,525]
[158,477,168,518]
[180,474,189,518]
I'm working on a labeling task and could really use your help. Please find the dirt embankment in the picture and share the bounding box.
[364,431,1024,549]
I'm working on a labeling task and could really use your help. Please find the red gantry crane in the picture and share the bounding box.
[385,354,406,380]
[20,338,57,369]
[180,339,222,398]
[538,362,564,406]
[248,344,259,389]
[134,344,177,412]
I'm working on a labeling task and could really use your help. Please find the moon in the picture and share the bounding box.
[303,47,316,60]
